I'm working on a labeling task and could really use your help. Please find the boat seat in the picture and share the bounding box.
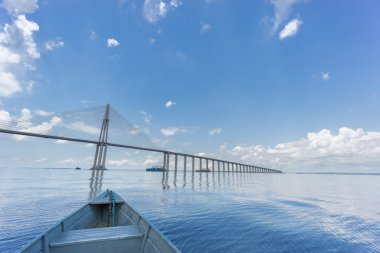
[50,225,144,247]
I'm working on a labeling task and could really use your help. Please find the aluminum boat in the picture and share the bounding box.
[20,190,180,253]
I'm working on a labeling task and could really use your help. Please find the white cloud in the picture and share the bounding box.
[128,124,150,136]
[59,158,76,164]
[0,72,22,97]
[165,100,176,108]
[0,108,64,141]
[169,0,180,8]
[143,0,180,23]
[25,80,33,93]
[18,116,61,135]
[219,142,228,152]
[45,38,64,51]
[143,0,167,23]
[200,22,211,33]
[16,108,32,129]
[13,109,62,141]
[0,109,12,127]
[279,18,302,40]
[34,109,53,116]
[0,15,39,97]
[80,99,92,104]
[160,126,193,136]
[209,128,222,136]
[0,45,21,64]
[321,72,330,81]
[161,127,179,136]
[90,31,97,40]
[269,0,300,32]
[140,111,152,124]
[230,127,380,171]
[55,139,68,144]
[143,155,160,166]
[35,157,46,162]
[107,38,120,47]
[1,0,39,16]
[66,122,100,135]
[13,15,40,59]
[150,38,156,45]
[108,159,139,166]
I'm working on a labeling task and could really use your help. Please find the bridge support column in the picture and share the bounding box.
[163,152,167,169]
[199,158,202,170]
[174,154,178,171]
[192,156,195,171]
[184,155,187,171]
[91,104,110,170]
[166,153,170,170]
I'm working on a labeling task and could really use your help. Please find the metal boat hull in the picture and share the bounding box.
[20,190,180,253]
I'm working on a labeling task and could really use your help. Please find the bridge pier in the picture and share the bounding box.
[163,152,167,169]
[167,153,170,170]
[91,104,110,170]
[184,155,187,171]
[192,156,195,171]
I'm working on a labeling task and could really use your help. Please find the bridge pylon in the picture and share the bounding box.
[91,104,110,170]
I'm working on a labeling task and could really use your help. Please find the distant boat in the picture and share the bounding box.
[146,166,166,172]
[75,167,81,170]
[20,190,180,253]
[195,168,211,173]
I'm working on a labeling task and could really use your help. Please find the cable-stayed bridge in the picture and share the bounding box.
[0,105,281,173]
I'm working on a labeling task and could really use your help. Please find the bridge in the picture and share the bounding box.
[0,105,281,174]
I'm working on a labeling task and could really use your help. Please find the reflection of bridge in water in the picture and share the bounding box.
[0,104,282,175]
[88,167,272,199]
[160,169,270,191]
[88,168,104,200]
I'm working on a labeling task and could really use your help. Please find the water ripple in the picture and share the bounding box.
[0,169,379,252]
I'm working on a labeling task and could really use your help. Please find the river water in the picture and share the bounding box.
[0,168,379,252]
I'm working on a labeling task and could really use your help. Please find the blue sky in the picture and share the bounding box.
[0,0,380,172]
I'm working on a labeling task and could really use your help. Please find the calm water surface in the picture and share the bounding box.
[0,168,379,253]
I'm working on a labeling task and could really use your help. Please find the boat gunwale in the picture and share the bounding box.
[18,191,181,253]
[19,201,93,252]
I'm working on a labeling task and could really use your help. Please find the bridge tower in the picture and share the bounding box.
[91,104,110,170]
